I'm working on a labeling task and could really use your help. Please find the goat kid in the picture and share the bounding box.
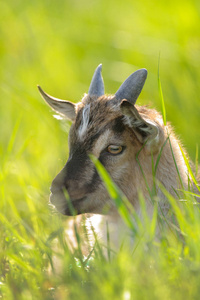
[38,65,195,250]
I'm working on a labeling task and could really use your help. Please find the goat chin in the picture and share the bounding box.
[63,212,140,256]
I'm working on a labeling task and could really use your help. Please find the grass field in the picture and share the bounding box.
[1,1,200,299]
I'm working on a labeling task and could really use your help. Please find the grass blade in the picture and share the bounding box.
[158,54,166,126]
[179,144,200,192]
[195,144,199,176]
[90,155,138,235]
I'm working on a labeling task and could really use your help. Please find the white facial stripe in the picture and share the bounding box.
[78,104,90,140]
[92,129,113,157]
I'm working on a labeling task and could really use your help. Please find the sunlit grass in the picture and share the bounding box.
[1,0,200,299]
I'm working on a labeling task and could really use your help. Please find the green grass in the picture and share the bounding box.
[1,0,200,299]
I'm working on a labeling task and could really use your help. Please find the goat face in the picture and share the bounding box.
[38,65,163,216]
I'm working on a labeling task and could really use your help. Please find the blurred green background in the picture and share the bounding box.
[1,0,200,228]
[1,0,200,229]
[1,1,200,298]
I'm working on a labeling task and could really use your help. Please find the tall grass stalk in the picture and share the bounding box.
[158,54,166,126]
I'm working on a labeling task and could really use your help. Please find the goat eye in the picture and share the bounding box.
[107,145,123,155]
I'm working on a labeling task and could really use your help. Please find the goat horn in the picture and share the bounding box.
[88,64,105,97]
[115,69,147,104]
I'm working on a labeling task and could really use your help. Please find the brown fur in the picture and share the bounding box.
[46,93,199,252]
[38,65,200,255]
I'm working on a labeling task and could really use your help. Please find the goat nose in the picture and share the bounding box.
[50,166,68,194]
[50,181,61,194]
[50,176,65,194]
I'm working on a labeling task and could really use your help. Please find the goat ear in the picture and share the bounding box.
[120,100,158,145]
[38,86,76,121]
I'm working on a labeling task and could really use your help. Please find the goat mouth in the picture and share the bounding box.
[50,192,86,216]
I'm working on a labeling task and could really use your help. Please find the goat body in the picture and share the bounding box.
[38,65,195,250]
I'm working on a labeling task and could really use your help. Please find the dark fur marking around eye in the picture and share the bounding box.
[112,117,125,134]
[88,117,125,148]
